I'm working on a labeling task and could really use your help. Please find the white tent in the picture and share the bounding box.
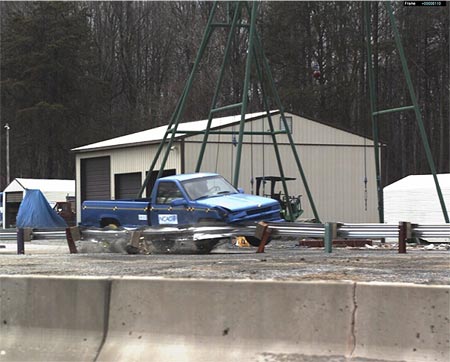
[2,178,75,228]
[384,174,450,225]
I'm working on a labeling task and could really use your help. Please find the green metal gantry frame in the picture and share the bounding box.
[137,1,321,222]
[364,1,449,223]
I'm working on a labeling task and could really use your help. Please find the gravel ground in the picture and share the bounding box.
[0,238,449,285]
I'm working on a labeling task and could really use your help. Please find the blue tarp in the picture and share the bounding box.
[16,189,67,228]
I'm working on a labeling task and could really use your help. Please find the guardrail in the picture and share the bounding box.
[413,224,450,238]
[2,222,449,255]
[69,220,450,257]
[0,231,17,240]
[266,222,450,240]
[0,228,66,241]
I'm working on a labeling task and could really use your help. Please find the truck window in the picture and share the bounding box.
[156,182,183,204]
[183,175,237,200]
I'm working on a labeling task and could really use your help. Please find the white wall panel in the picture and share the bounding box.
[76,113,378,223]
[184,133,378,222]
[75,143,181,222]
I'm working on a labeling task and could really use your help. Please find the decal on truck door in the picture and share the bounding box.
[158,214,178,225]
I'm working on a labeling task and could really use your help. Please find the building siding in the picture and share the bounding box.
[75,112,378,223]
[184,142,377,223]
[181,114,377,222]
[75,144,181,221]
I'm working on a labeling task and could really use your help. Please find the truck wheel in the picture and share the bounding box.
[245,235,272,247]
[100,218,120,229]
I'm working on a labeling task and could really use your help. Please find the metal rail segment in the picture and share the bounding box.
[364,2,449,223]
[137,1,321,223]
[3,223,449,242]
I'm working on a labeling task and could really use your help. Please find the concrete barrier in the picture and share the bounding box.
[1,276,449,361]
[97,279,356,361]
[353,282,450,362]
[0,276,110,361]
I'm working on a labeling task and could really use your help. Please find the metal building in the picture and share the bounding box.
[72,111,379,223]
[384,174,450,224]
[2,178,75,228]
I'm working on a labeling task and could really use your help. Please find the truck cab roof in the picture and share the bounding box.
[160,173,218,182]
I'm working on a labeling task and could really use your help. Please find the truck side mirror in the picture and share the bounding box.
[171,198,187,207]
[237,188,244,194]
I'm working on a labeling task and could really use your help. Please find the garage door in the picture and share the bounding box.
[81,156,111,201]
[115,172,142,199]
[5,191,23,228]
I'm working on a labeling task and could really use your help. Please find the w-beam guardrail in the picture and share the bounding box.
[0,228,67,240]
[2,222,449,255]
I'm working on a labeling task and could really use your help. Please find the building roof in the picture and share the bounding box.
[4,178,75,194]
[384,174,450,191]
[72,111,278,153]
[384,174,450,224]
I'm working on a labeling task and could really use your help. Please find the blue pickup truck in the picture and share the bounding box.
[81,173,282,240]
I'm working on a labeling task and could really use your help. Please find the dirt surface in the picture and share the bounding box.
[0,238,449,285]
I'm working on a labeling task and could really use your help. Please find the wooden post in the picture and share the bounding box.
[24,228,32,242]
[126,230,142,254]
[255,221,271,253]
[65,227,80,254]
[398,221,411,254]
[17,228,25,254]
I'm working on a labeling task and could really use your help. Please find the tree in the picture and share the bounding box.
[0,1,448,187]
[1,2,106,181]
[262,1,449,183]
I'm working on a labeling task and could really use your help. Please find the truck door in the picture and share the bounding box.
[150,181,190,226]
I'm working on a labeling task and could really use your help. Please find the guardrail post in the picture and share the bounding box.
[17,228,25,254]
[398,221,411,254]
[65,227,80,254]
[255,221,271,253]
[324,222,337,253]
[126,230,143,254]
[24,228,32,242]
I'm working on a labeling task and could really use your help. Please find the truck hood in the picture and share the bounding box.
[195,193,279,212]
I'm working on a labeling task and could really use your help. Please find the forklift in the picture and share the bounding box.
[255,176,303,222]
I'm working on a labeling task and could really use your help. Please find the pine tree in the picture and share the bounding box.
[1,2,105,180]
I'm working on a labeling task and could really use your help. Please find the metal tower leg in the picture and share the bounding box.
[233,2,258,187]
[385,2,448,223]
[364,2,384,223]
[254,33,321,222]
[252,42,295,221]
[196,2,242,172]
[139,1,321,222]
[364,2,448,223]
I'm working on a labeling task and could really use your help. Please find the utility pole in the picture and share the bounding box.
[0,118,2,190]
[4,123,10,185]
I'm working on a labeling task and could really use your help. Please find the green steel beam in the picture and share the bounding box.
[233,1,258,187]
[372,105,415,116]
[154,1,219,181]
[140,1,321,223]
[364,2,384,223]
[211,23,249,28]
[254,32,321,222]
[385,1,448,223]
[196,2,242,172]
[210,102,243,114]
[137,81,189,198]
[252,39,295,221]
[324,223,334,253]
[173,130,288,136]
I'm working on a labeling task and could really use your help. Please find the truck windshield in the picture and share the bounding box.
[182,176,238,200]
